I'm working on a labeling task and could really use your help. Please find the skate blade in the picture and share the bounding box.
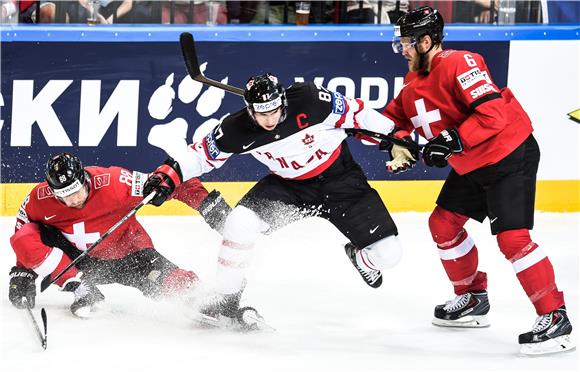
[432,315,490,328]
[191,313,233,329]
[241,311,276,332]
[519,334,576,356]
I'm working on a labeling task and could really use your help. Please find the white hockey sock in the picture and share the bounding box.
[216,239,254,294]
[215,206,269,295]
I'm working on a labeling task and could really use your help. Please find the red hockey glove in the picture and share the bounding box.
[144,157,183,207]
[423,128,463,168]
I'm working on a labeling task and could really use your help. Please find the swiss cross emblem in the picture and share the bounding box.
[302,133,314,146]
[410,98,441,139]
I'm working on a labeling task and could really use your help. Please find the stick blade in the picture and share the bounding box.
[41,308,47,350]
[41,308,47,334]
[179,32,201,78]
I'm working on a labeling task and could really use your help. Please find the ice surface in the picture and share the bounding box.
[1,213,578,372]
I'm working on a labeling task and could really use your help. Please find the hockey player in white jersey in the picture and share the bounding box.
[143,73,417,324]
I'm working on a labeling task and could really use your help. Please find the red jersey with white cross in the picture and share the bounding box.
[14,166,208,260]
[15,166,154,259]
[383,49,533,175]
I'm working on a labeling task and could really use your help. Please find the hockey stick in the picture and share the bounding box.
[178,32,422,152]
[22,298,47,350]
[180,32,245,96]
[40,191,157,292]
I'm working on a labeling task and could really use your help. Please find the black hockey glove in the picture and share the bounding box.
[199,190,232,233]
[423,128,463,168]
[9,266,38,309]
[380,130,419,174]
[144,157,183,207]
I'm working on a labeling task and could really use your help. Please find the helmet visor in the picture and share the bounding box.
[392,30,417,54]
[52,179,83,198]
[252,96,283,113]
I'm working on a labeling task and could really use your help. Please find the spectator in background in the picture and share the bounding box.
[409,1,452,22]
[161,0,228,24]
[452,0,498,23]
[1,0,17,23]
[383,0,409,24]
[248,1,295,24]
[344,1,375,23]
[61,0,133,24]
[17,0,55,23]
[98,0,133,23]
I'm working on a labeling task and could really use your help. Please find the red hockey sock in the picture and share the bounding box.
[497,229,564,315]
[429,206,487,294]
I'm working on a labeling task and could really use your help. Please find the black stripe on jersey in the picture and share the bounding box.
[470,92,502,109]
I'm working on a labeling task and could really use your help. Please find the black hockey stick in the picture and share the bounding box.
[23,298,47,350]
[180,32,245,96]
[178,32,422,152]
[40,191,157,292]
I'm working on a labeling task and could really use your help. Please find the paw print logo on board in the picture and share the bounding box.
[147,62,229,156]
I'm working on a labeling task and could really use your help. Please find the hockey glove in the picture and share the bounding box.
[199,190,232,233]
[380,130,419,174]
[9,266,38,309]
[144,157,183,207]
[423,128,463,168]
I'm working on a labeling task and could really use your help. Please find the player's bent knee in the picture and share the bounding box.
[428,206,468,244]
[222,205,269,242]
[364,235,403,270]
[496,228,533,259]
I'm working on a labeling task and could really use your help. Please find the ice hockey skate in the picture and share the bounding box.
[190,282,274,332]
[432,291,490,328]
[519,306,575,355]
[344,243,382,288]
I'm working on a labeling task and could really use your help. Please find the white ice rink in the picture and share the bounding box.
[0,213,578,372]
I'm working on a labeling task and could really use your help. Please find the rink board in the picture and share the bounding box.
[2,180,578,216]
[1,25,578,214]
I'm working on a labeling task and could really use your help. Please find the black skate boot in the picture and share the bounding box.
[196,283,271,332]
[432,291,490,328]
[519,306,575,355]
[63,279,105,318]
[344,243,382,288]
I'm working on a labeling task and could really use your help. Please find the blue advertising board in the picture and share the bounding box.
[1,26,513,184]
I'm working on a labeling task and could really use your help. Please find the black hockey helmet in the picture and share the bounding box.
[244,73,288,123]
[392,6,444,53]
[46,153,86,198]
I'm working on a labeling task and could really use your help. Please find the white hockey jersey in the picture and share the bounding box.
[169,82,395,181]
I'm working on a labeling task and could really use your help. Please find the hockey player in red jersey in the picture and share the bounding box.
[382,6,573,355]
[143,73,404,325]
[8,153,231,318]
